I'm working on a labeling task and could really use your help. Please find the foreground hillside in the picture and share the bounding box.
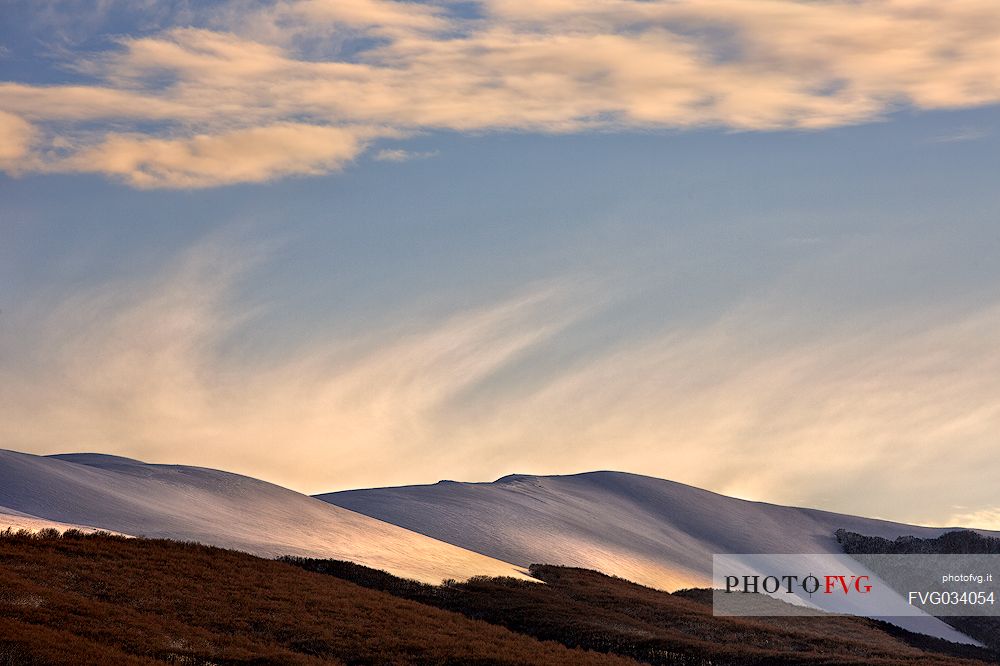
[0,449,529,583]
[4,531,993,666]
[321,471,999,591]
[286,557,997,666]
[0,530,629,666]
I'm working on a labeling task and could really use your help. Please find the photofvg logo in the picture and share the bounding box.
[712,554,1000,618]
[723,572,872,596]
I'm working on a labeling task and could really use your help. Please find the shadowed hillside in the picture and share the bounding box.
[0,529,632,666]
[284,558,998,665]
[837,529,1000,652]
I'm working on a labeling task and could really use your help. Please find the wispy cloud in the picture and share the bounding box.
[929,127,992,143]
[0,111,37,172]
[0,236,586,490]
[57,123,387,188]
[374,148,438,162]
[2,0,1000,186]
[4,235,1000,527]
[948,508,1000,531]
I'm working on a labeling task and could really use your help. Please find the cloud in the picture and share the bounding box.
[483,299,1000,524]
[947,508,1000,531]
[374,148,438,162]
[0,237,585,490]
[286,0,446,32]
[4,234,1000,526]
[929,127,992,143]
[52,123,380,188]
[2,0,1000,186]
[0,111,37,172]
[0,83,198,122]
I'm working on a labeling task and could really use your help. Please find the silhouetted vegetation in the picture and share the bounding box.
[837,529,1000,651]
[286,556,996,665]
[0,528,634,665]
[837,530,1000,555]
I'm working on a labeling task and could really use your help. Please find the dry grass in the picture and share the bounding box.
[0,529,634,665]
[288,558,998,666]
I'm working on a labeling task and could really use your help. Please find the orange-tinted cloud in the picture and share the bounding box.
[0,111,37,172]
[56,123,381,188]
[1,1,999,186]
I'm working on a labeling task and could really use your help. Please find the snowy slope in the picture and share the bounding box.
[0,449,530,584]
[0,505,118,535]
[320,471,1000,595]
[321,471,999,644]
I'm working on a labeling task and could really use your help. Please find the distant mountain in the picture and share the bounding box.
[0,449,530,584]
[318,470,999,645]
[317,472,1000,590]
[320,471,995,590]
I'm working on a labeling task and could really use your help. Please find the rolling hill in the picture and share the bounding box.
[0,449,529,584]
[319,470,999,644]
[320,471,997,591]
[5,449,993,646]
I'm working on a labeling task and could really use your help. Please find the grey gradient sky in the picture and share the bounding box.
[2,0,1000,529]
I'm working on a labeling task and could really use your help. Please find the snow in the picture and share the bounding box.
[321,471,996,589]
[0,449,531,584]
[0,506,116,535]
[319,470,1000,645]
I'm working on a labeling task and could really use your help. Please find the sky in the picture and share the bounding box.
[1,0,1000,529]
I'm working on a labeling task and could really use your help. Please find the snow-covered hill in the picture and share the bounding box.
[321,471,999,645]
[320,470,998,591]
[0,505,115,535]
[0,449,530,584]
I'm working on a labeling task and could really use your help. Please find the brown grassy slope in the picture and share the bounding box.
[287,558,997,666]
[534,566,995,665]
[0,530,636,666]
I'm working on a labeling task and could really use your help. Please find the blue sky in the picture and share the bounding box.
[2,0,1000,528]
